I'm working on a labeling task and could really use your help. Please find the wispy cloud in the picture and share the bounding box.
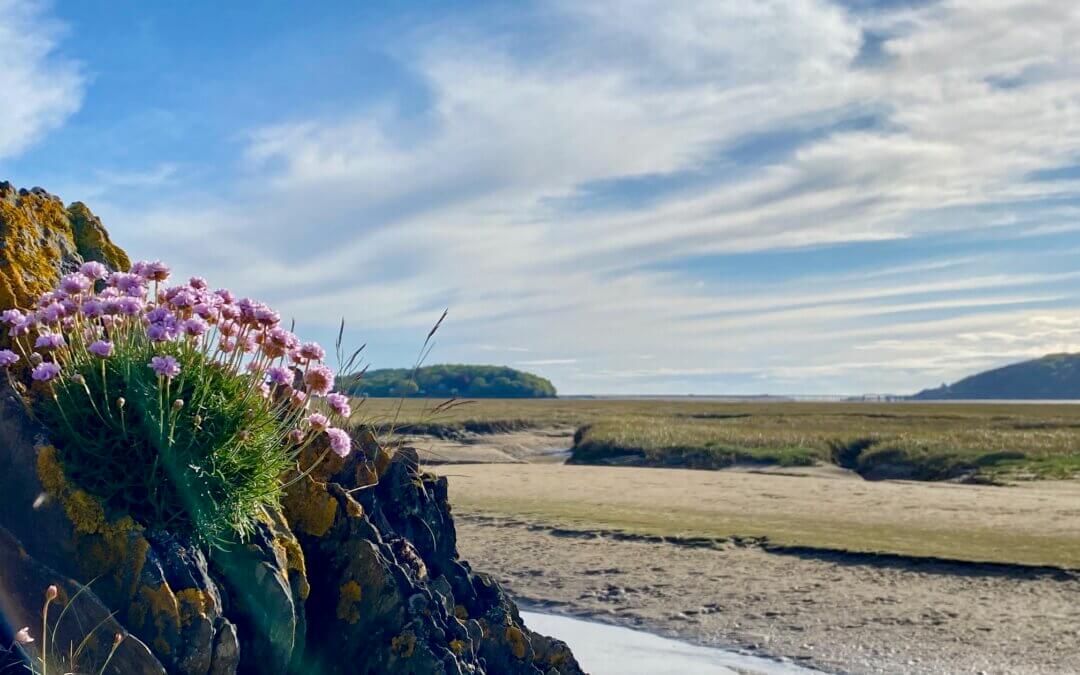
[8,0,1080,394]
[0,0,82,160]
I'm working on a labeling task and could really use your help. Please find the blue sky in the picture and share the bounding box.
[3,0,1080,395]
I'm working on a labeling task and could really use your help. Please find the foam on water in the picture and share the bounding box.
[521,611,823,675]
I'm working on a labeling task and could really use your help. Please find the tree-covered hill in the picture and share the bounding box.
[341,364,557,398]
[912,353,1080,400]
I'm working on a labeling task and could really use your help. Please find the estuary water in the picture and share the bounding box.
[521,611,823,675]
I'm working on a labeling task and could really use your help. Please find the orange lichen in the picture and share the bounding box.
[504,626,527,660]
[281,475,337,538]
[336,580,363,624]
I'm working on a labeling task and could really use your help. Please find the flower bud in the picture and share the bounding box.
[113,632,124,646]
[72,374,86,385]
[117,397,126,409]
[45,584,58,601]
[172,399,184,411]
[30,352,43,366]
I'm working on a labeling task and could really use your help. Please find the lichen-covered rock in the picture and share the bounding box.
[0,182,128,314]
[285,444,584,675]
[0,182,580,675]
[0,392,232,675]
[0,525,167,674]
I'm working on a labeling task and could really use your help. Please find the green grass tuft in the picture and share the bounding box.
[39,341,292,545]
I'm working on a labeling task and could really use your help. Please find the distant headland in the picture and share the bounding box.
[341,364,557,398]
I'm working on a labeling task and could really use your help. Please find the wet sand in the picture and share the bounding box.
[419,430,1080,674]
[457,515,1079,674]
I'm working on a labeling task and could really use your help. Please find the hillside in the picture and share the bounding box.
[343,364,557,398]
[913,353,1080,400]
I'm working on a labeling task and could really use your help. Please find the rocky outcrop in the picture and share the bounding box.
[0,183,582,675]
[0,182,129,313]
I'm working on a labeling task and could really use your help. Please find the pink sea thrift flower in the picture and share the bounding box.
[1,309,24,325]
[215,288,235,304]
[326,392,351,418]
[81,299,104,318]
[194,303,220,323]
[0,349,19,367]
[304,364,335,397]
[170,289,195,308]
[219,337,237,353]
[118,297,144,316]
[147,323,176,342]
[14,627,33,644]
[220,303,240,321]
[255,306,280,326]
[288,428,305,444]
[35,333,65,350]
[80,261,108,280]
[133,260,170,282]
[182,317,209,337]
[108,272,144,295]
[89,340,114,358]
[31,362,61,382]
[305,412,328,431]
[39,302,66,324]
[267,366,293,386]
[290,389,308,409]
[299,342,325,361]
[189,276,208,290]
[10,317,34,337]
[149,355,181,379]
[326,427,351,458]
[60,273,91,295]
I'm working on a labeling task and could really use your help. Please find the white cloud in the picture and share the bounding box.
[98,0,1080,394]
[0,0,82,159]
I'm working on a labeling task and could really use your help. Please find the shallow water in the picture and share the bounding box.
[521,611,822,675]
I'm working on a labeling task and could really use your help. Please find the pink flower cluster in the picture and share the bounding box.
[0,259,353,458]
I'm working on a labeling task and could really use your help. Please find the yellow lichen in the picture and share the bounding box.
[504,626,527,660]
[274,530,310,600]
[336,580,362,624]
[35,445,67,497]
[176,589,212,625]
[64,490,107,535]
[449,639,466,655]
[129,582,180,656]
[391,631,416,659]
[281,475,337,537]
[454,604,469,621]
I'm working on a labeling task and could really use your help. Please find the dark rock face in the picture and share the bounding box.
[286,442,582,674]
[0,184,582,675]
[0,525,167,674]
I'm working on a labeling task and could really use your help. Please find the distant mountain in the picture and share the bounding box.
[341,364,557,398]
[912,353,1080,400]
